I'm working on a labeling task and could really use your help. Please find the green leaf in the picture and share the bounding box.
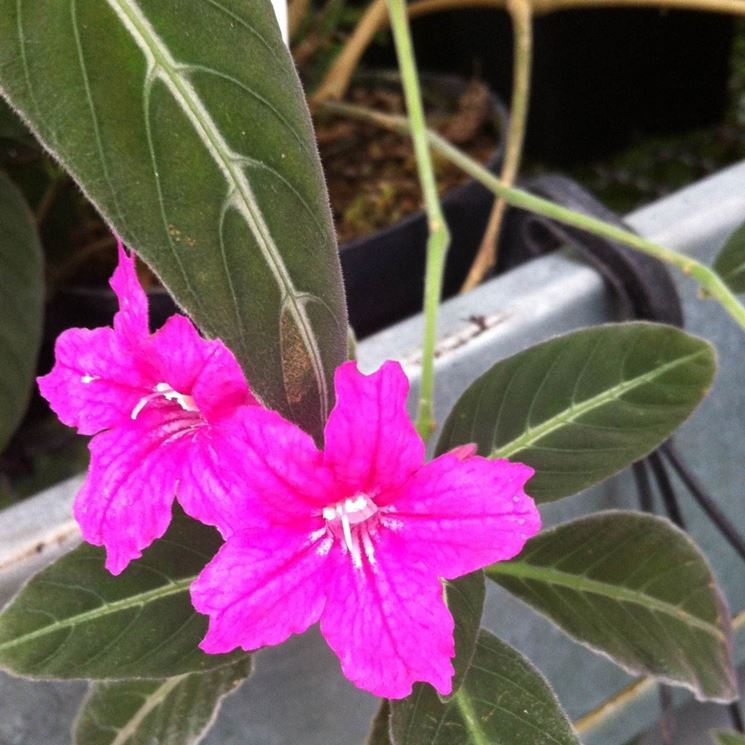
[74,667,249,745]
[0,0,347,440]
[0,98,33,144]
[487,511,737,703]
[713,221,745,294]
[0,512,246,679]
[390,629,580,745]
[436,322,715,502]
[713,731,745,745]
[445,571,485,696]
[0,169,43,451]
[73,657,252,745]
[366,700,393,745]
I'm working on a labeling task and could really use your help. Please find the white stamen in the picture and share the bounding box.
[81,374,98,384]
[131,382,199,420]
[339,508,355,555]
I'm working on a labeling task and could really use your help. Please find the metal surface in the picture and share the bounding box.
[1,162,744,744]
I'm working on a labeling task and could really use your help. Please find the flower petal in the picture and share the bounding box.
[191,524,331,653]
[110,242,148,345]
[323,361,424,495]
[175,423,268,538]
[147,315,255,421]
[320,532,455,699]
[203,407,337,532]
[74,406,198,574]
[388,454,540,579]
[37,326,152,435]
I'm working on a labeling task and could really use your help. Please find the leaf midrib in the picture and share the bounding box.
[491,349,706,458]
[108,674,186,745]
[486,561,724,642]
[0,576,193,652]
[105,0,329,418]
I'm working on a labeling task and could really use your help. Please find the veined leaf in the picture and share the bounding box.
[436,322,715,502]
[445,571,484,697]
[487,511,737,702]
[0,0,347,440]
[73,657,252,745]
[713,220,745,294]
[390,629,580,745]
[0,170,43,451]
[0,513,246,679]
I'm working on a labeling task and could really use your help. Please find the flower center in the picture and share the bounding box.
[323,493,379,567]
[131,382,199,420]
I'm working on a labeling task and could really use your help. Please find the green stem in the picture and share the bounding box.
[385,0,451,441]
[462,0,532,291]
[323,101,745,333]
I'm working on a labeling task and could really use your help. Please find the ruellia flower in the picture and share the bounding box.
[190,361,540,698]
[38,243,257,575]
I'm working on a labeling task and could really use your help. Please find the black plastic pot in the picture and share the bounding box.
[364,7,733,164]
[338,72,507,337]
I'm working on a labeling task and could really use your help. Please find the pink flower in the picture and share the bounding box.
[38,243,257,575]
[190,361,540,698]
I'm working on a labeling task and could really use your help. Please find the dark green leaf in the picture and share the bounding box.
[74,657,252,745]
[366,700,393,745]
[390,629,580,745]
[0,0,347,439]
[0,170,43,451]
[0,513,246,679]
[712,731,745,745]
[445,571,485,696]
[0,98,33,145]
[487,511,737,702]
[713,221,745,294]
[436,322,715,502]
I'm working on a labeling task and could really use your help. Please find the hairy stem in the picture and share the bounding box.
[323,101,745,333]
[385,0,451,441]
[461,0,532,291]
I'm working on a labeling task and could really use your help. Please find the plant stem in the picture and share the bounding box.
[312,0,745,105]
[322,101,745,333]
[385,0,451,441]
[461,0,533,292]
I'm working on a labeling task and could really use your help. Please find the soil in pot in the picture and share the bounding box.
[315,72,506,337]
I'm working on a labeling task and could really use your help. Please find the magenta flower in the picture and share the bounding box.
[190,361,540,698]
[38,243,257,575]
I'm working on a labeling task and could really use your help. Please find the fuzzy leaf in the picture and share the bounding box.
[713,220,745,294]
[0,0,347,439]
[436,322,715,502]
[0,170,43,451]
[74,657,252,745]
[366,700,393,745]
[0,513,246,679]
[390,629,580,745]
[445,571,485,697]
[487,511,737,702]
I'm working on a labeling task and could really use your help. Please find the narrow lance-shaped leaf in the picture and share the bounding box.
[390,629,581,745]
[436,322,716,502]
[0,0,347,439]
[73,657,252,745]
[487,511,737,702]
[0,170,43,451]
[713,220,745,294]
[445,570,485,697]
[0,512,247,679]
